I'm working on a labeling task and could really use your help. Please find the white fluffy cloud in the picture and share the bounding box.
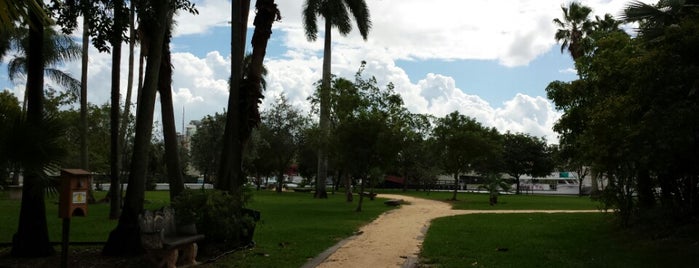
[9,0,658,144]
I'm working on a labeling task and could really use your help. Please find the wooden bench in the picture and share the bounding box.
[292,188,312,193]
[360,192,377,200]
[384,199,403,206]
[138,207,205,268]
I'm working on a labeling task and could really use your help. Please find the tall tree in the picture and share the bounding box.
[103,0,172,256]
[158,9,191,200]
[216,0,250,193]
[11,2,55,257]
[303,0,371,199]
[113,0,137,219]
[501,132,554,195]
[191,113,226,183]
[218,0,279,208]
[258,95,309,193]
[553,1,593,61]
[433,112,497,201]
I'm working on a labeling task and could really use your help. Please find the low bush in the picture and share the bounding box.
[172,189,258,251]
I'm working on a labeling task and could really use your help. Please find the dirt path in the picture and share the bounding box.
[304,194,599,268]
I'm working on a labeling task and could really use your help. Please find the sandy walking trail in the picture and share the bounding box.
[303,194,599,268]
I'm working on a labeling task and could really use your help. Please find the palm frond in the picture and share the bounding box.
[5,112,67,176]
[328,1,352,35]
[7,56,27,83]
[45,68,81,96]
[344,0,371,40]
[621,1,668,22]
[303,0,320,41]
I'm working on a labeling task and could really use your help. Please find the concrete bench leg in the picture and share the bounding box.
[145,249,178,268]
[178,243,199,266]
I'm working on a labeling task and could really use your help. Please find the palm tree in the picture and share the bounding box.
[217,0,250,193]
[553,1,593,60]
[0,0,51,35]
[218,0,278,208]
[5,28,81,101]
[303,0,371,199]
[113,0,138,219]
[621,0,699,39]
[478,174,511,205]
[11,3,55,257]
[159,13,186,200]
[593,13,622,34]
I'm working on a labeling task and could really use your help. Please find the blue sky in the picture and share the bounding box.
[1,0,649,143]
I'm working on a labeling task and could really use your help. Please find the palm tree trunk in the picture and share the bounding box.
[12,9,54,257]
[315,18,332,199]
[218,0,250,194]
[80,13,97,205]
[103,0,170,256]
[111,0,136,219]
[158,28,185,200]
[108,0,124,224]
[80,16,89,171]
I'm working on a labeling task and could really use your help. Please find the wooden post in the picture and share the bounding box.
[61,218,70,268]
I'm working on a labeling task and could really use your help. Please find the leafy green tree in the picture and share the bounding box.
[432,112,498,201]
[191,113,226,184]
[548,5,699,226]
[257,95,309,193]
[322,64,405,210]
[394,113,434,192]
[303,0,371,199]
[501,132,554,194]
[296,125,319,185]
[59,103,113,175]
[0,91,22,186]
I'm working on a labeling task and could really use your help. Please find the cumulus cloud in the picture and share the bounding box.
[12,0,658,143]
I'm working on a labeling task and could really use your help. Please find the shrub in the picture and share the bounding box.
[172,189,258,248]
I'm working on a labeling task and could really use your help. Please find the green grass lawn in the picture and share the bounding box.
[207,191,393,267]
[379,189,599,210]
[1,189,696,267]
[0,190,393,267]
[421,213,699,268]
[0,190,171,243]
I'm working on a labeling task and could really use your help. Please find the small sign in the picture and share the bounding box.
[72,192,87,204]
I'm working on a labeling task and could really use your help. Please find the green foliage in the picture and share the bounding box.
[501,132,555,194]
[328,63,407,197]
[190,112,226,183]
[209,191,393,267]
[432,111,501,201]
[3,26,81,95]
[478,174,511,196]
[548,3,699,225]
[171,189,256,247]
[255,94,310,192]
